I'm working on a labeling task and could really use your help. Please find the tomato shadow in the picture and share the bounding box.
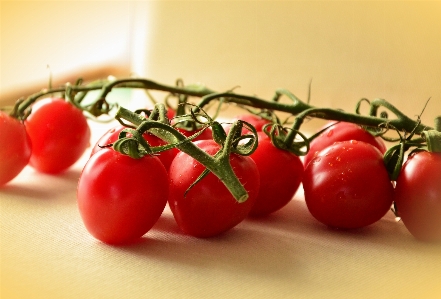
[114,211,305,279]
[56,168,83,182]
[94,199,441,286]
[0,182,55,200]
[244,197,419,250]
[0,167,81,201]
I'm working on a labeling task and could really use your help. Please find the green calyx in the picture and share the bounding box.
[114,104,258,203]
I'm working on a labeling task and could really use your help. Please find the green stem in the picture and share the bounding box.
[435,116,441,132]
[10,77,216,121]
[96,78,216,101]
[196,91,313,114]
[115,106,250,203]
[13,85,102,120]
[367,98,431,133]
[197,92,433,137]
[283,107,433,148]
[423,130,441,153]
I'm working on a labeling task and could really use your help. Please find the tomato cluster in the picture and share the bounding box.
[2,81,440,245]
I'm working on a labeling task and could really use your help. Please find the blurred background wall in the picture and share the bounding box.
[1,1,440,127]
[1,1,134,103]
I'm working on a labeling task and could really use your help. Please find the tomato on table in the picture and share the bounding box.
[25,98,91,174]
[394,151,441,242]
[248,132,304,217]
[303,140,394,229]
[168,139,260,237]
[77,148,169,245]
[303,121,387,168]
[0,111,32,186]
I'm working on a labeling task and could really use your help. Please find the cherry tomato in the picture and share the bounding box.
[166,108,176,120]
[248,132,304,217]
[91,125,175,171]
[304,121,387,168]
[77,148,169,245]
[0,111,32,186]
[168,139,260,237]
[394,151,441,242]
[303,140,394,229]
[25,98,91,174]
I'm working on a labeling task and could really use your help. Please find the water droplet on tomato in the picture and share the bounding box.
[336,191,346,200]
[326,130,334,137]
[336,156,341,162]
[328,162,333,166]
[350,140,358,144]
[314,157,321,163]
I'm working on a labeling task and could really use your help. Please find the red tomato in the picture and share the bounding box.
[394,151,441,242]
[91,125,175,171]
[248,132,304,217]
[166,108,176,120]
[77,148,169,244]
[303,140,394,229]
[168,139,260,237]
[304,122,387,168]
[25,98,91,174]
[0,111,32,186]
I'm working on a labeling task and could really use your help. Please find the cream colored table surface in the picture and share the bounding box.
[1,119,440,299]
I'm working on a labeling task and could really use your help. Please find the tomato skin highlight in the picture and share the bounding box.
[394,151,441,242]
[91,125,176,171]
[168,139,260,237]
[0,111,32,186]
[304,122,387,168]
[25,98,91,174]
[303,140,394,229]
[77,148,169,245]
[248,132,304,217]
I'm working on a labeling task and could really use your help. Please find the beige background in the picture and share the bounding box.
[1,1,440,126]
[1,1,441,299]
[139,1,441,128]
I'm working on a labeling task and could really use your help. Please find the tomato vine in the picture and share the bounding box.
[1,74,440,241]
